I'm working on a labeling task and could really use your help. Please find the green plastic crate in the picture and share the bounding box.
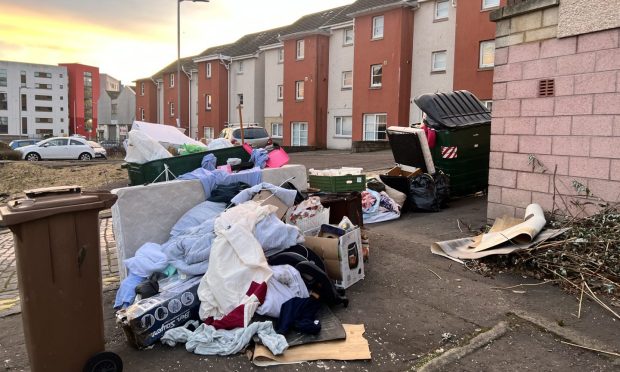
[125,146,251,186]
[430,124,491,196]
[309,174,366,192]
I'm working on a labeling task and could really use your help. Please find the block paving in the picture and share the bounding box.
[0,217,119,316]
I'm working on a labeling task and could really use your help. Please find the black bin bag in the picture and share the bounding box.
[409,171,450,212]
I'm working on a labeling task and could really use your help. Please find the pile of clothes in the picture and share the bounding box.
[114,172,352,357]
[361,178,406,224]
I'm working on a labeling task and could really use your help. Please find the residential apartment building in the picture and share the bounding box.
[60,63,100,139]
[0,61,69,140]
[97,74,136,141]
[136,0,503,149]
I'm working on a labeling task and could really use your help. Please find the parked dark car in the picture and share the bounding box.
[9,139,39,150]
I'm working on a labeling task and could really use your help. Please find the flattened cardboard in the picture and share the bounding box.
[251,324,371,366]
[385,165,422,179]
[304,227,364,289]
[252,190,288,220]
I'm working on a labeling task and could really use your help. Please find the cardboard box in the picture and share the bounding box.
[304,227,364,289]
[116,276,201,349]
[385,164,422,178]
[252,190,289,220]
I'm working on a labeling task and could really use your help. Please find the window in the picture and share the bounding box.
[363,113,387,141]
[60,84,63,89]
[204,127,214,139]
[0,117,8,134]
[372,16,384,39]
[344,27,354,45]
[435,0,449,20]
[35,129,53,136]
[237,93,244,106]
[296,40,305,60]
[35,106,52,112]
[431,51,447,72]
[277,85,283,100]
[483,100,493,111]
[206,94,212,111]
[35,117,53,123]
[238,61,244,74]
[20,71,26,87]
[169,102,175,117]
[21,117,27,135]
[21,94,27,111]
[59,73,63,78]
[140,82,145,96]
[295,81,304,100]
[335,116,352,137]
[271,122,283,138]
[291,122,308,146]
[34,72,51,78]
[342,71,353,89]
[111,103,118,115]
[35,83,52,89]
[0,93,6,110]
[479,40,496,68]
[169,73,175,88]
[0,69,6,87]
[70,139,83,146]
[482,0,500,9]
[35,95,52,101]
[278,48,284,63]
[140,108,145,121]
[370,64,383,88]
[206,63,212,78]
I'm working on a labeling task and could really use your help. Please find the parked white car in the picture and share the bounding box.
[18,137,95,161]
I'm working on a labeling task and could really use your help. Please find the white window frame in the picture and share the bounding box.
[169,73,174,88]
[431,51,447,72]
[205,94,212,111]
[482,0,500,10]
[204,127,214,140]
[140,82,144,96]
[291,122,308,146]
[343,27,354,46]
[271,122,283,138]
[479,40,496,69]
[237,93,244,106]
[278,48,284,63]
[372,16,384,39]
[277,85,284,101]
[169,102,175,117]
[342,71,353,89]
[435,0,450,20]
[140,108,145,121]
[237,60,244,74]
[335,116,352,138]
[295,81,304,100]
[206,62,212,78]
[483,100,493,111]
[370,64,383,88]
[296,40,305,60]
[363,113,388,141]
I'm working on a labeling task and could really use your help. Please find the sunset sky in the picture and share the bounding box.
[0,0,354,85]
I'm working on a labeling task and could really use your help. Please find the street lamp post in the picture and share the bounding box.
[177,0,209,130]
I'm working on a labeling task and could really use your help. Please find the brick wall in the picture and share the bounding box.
[488,26,620,219]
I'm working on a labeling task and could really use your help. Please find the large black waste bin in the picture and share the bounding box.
[0,186,122,372]
[414,90,491,196]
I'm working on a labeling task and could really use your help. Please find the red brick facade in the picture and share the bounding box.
[135,79,158,123]
[197,60,229,139]
[60,63,100,139]
[162,72,190,131]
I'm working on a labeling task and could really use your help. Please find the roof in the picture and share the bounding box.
[279,5,351,38]
[153,56,197,77]
[346,0,416,17]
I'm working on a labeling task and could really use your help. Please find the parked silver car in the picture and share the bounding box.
[18,137,95,161]
[218,126,272,148]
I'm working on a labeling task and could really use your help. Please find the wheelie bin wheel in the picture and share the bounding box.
[83,351,123,372]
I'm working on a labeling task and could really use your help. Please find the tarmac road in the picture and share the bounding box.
[0,196,618,371]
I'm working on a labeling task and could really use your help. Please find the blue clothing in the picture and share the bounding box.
[201,153,216,171]
[250,148,269,169]
[178,167,262,199]
[114,273,145,309]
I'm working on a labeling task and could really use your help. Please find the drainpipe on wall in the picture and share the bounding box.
[181,65,192,137]
[220,57,232,127]
[150,77,160,123]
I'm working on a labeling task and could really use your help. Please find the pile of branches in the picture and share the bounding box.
[467,205,619,299]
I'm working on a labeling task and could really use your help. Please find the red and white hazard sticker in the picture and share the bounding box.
[441,146,458,159]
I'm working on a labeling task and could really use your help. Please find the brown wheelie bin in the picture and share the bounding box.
[0,186,122,372]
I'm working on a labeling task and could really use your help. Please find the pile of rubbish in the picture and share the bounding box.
[466,205,620,298]
[112,153,376,365]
